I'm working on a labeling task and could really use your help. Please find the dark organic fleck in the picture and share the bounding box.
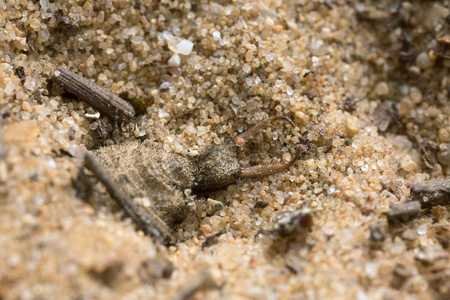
[255,197,269,209]
[56,11,79,31]
[374,104,393,132]
[285,264,298,274]
[270,208,313,238]
[343,94,357,112]
[307,91,317,100]
[369,224,386,242]
[88,261,124,287]
[15,66,26,85]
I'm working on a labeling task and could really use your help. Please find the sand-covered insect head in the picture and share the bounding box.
[193,116,303,192]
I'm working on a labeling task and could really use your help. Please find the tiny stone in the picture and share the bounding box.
[417,224,427,235]
[255,198,268,208]
[177,40,193,55]
[29,19,41,30]
[168,54,181,67]
[265,53,275,62]
[98,73,107,82]
[141,198,151,208]
[346,117,358,137]
[242,64,251,73]
[400,156,417,172]
[212,31,221,41]
[162,31,173,41]
[210,216,221,226]
[401,228,417,241]
[131,36,143,44]
[286,86,293,96]
[415,52,434,69]
[374,82,389,96]
[48,99,59,110]
[409,86,422,104]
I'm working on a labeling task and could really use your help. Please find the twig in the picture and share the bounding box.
[83,152,173,243]
[51,66,135,122]
[385,201,421,221]
[410,179,450,208]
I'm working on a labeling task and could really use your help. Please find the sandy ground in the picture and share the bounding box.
[0,0,449,299]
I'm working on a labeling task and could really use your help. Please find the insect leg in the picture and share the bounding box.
[235,116,303,177]
[238,144,304,178]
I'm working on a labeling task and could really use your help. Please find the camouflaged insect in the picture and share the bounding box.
[86,116,303,243]
[52,66,305,244]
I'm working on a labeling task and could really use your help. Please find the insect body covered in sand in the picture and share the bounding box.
[85,116,303,243]
[51,66,304,244]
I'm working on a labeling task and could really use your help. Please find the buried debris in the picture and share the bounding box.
[269,208,314,238]
[386,179,450,222]
[385,201,422,222]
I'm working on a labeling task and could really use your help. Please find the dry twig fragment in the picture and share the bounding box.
[410,179,450,208]
[51,66,135,122]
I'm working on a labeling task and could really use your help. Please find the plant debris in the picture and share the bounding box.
[385,200,421,222]
[51,66,135,122]
[410,179,450,208]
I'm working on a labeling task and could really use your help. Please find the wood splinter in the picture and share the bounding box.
[51,66,135,122]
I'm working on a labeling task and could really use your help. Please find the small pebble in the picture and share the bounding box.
[374,82,389,96]
[177,40,193,55]
[409,86,422,104]
[168,54,181,67]
[415,52,434,69]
